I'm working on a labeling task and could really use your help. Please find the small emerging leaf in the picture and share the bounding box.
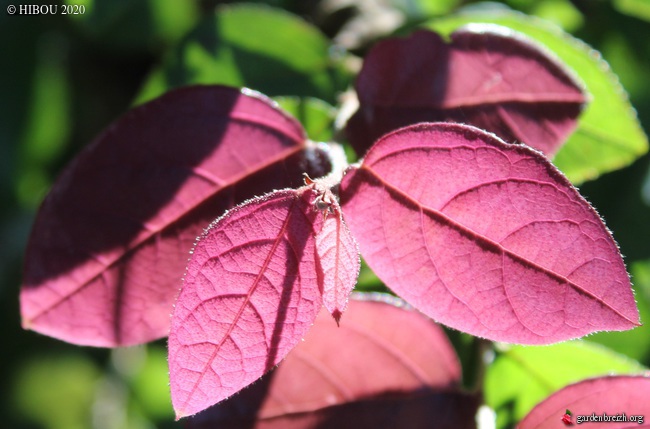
[347,27,586,158]
[340,122,638,345]
[317,210,359,324]
[306,177,360,324]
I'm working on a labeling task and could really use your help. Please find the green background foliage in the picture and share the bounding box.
[2,1,649,428]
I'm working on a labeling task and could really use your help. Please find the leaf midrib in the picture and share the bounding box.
[181,195,298,412]
[369,92,585,109]
[28,144,305,323]
[361,164,637,326]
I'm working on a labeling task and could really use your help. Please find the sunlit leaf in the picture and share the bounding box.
[340,122,638,344]
[169,184,360,418]
[588,259,650,361]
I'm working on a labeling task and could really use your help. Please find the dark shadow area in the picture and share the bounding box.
[186,370,278,429]
[345,30,451,157]
[21,83,331,345]
[264,201,317,372]
[186,386,480,429]
[22,86,238,287]
[23,86,331,288]
[346,29,584,158]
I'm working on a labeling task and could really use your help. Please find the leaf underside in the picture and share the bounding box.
[311,185,360,324]
[170,189,325,418]
[21,85,330,347]
[347,27,586,158]
[185,294,478,429]
[340,122,638,345]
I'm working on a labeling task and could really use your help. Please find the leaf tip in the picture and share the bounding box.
[21,316,33,330]
[331,309,342,326]
[174,405,192,421]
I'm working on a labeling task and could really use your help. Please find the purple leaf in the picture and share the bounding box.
[317,211,359,324]
[519,375,650,428]
[169,188,334,419]
[21,85,330,347]
[339,122,638,345]
[347,27,587,157]
[186,293,478,429]
[306,177,360,324]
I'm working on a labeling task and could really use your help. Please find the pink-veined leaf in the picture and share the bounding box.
[317,210,359,324]
[306,176,360,324]
[346,27,587,157]
[170,186,356,419]
[21,85,330,347]
[518,375,650,428]
[339,122,638,345]
[185,293,478,429]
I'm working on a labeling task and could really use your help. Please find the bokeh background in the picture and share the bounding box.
[2,0,649,428]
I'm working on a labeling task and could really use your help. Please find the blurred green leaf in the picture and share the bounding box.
[274,96,336,142]
[355,257,387,292]
[614,0,650,22]
[17,35,71,209]
[426,6,648,185]
[588,259,650,363]
[644,164,650,206]
[530,0,583,32]
[136,3,351,105]
[600,33,649,101]
[389,0,462,19]
[64,0,200,51]
[485,341,646,429]
[129,345,174,420]
[13,354,101,429]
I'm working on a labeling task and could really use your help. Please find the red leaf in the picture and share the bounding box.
[186,294,477,429]
[347,27,586,157]
[519,375,650,428]
[21,86,330,347]
[169,189,327,419]
[339,122,638,345]
[306,177,360,324]
[317,211,359,324]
